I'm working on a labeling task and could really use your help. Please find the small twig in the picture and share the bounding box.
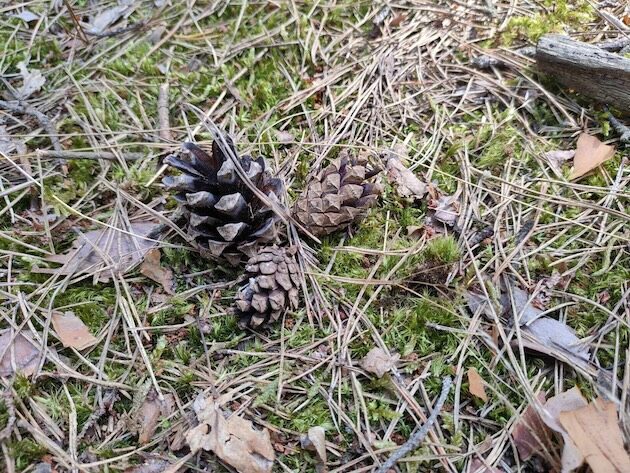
[376,376,452,473]
[158,83,173,141]
[36,150,145,161]
[0,100,62,152]
[607,111,630,145]
[0,390,16,441]
[472,46,535,69]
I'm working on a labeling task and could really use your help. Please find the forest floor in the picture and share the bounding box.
[0,1,629,472]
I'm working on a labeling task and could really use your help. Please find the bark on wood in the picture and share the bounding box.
[535,35,630,114]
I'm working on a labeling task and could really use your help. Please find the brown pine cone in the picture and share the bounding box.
[235,246,300,329]
[162,138,284,265]
[292,150,382,237]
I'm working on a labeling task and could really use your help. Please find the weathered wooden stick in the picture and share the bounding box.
[536,35,630,114]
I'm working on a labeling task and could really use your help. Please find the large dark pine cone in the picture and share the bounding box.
[162,138,284,264]
[293,150,382,237]
[235,246,300,329]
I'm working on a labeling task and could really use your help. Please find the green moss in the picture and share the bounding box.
[9,438,48,471]
[502,0,594,44]
[425,236,460,264]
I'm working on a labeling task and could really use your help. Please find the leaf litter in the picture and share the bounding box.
[140,248,175,294]
[186,394,275,473]
[50,311,97,350]
[570,133,616,180]
[384,147,427,200]
[38,221,159,282]
[359,347,400,378]
[467,367,488,402]
[16,61,46,100]
[0,330,41,377]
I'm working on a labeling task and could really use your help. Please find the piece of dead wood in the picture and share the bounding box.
[157,84,173,142]
[186,395,275,473]
[51,311,97,350]
[536,35,630,115]
[559,397,630,473]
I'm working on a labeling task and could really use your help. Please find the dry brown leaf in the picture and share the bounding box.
[40,222,158,282]
[16,61,46,99]
[570,133,615,180]
[544,149,575,172]
[359,347,400,378]
[430,195,458,225]
[385,155,427,200]
[274,129,295,144]
[559,398,630,473]
[140,249,174,294]
[467,367,488,402]
[511,392,553,462]
[135,390,175,445]
[51,311,97,350]
[0,330,40,377]
[541,387,588,472]
[300,426,327,464]
[186,395,275,473]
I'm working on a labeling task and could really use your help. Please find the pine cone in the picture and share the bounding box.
[162,139,283,264]
[293,150,382,237]
[235,246,300,329]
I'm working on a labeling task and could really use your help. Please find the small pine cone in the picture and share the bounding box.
[293,150,382,237]
[162,138,284,264]
[235,246,300,329]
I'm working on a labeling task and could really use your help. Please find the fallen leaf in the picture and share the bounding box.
[390,14,406,28]
[87,5,130,34]
[40,221,159,282]
[300,426,327,463]
[623,15,630,26]
[359,347,399,378]
[570,133,615,180]
[385,154,427,200]
[51,311,97,350]
[559,397,630,473]
[467,367,488,402]
[540,387,588,472]
[512,392,553,461]
[544,149,575,172]
[274,129,295,145]
[186,395,275,473]
[430,195,458,225]
[13,10,40,23]
[136,390,175,445]
[16,61,46,99]
[0,330,40,377]
[140,249,174,294]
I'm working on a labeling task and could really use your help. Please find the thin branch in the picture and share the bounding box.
[376,376,453,473]
[158,83,173,141]
[0,99,62,152]
[36,150,145,161]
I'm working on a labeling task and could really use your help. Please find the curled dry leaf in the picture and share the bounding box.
[16,61,46,100]
[0,330,40,377]
[511,392,552,462]
[136,390,175,445]
[570,133,615,181]
[385,153,427,200]
[186,395,275,473]
[40,222,159,282]
[51,311,97,350]
[88,5,131,35]
[559,397,630,473]
[140,248,174,294]
[544,149,575,172]
[359,347,399,378]
[431,194,458,225]
[467,367,488,402]
[300,426,327,464]
[540,387,587,472]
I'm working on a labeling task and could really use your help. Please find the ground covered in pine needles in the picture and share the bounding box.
[0,1,629,472]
